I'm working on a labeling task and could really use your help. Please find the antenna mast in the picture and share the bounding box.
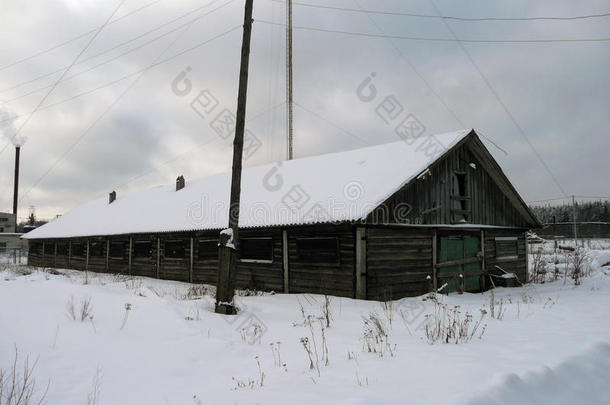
[286,0,294,160]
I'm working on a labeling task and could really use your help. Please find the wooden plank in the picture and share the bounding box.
[283,230,289,293]
[481,229,486,286]
[128,237,132,275]
[524,234,529,283]
[156,238,160,279]
[355,227,366,299]
[190,237,194,284]
[432,231,437,291]
[436,256,481,268]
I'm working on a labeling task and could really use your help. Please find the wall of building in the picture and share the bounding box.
[27,224,357,297]
[483,229,528,286]
[0,234,27,252]
[26,225,528,300]
[0,212,16,234]
[365,227,434,300]
[287,224,355,298]
[367,140,532,228]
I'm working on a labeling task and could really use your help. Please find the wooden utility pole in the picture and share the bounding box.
[286,0,294,160]
[215,0,254,315]
[572,195,578,247]
[13,146,20,231]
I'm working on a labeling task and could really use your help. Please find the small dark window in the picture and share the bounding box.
[109,242,125,258]
[296,238,339,263]
[89,241,103,257]
[134,241,152,258]
[452,171,470,223]
[496,238,518,260]
[71,243,84,257]
[56,243,68,255]
[456,173,467,197]
[164,240,186,259]
[240,238,273,262]
[44,242,55,255]
[198,239,218,260]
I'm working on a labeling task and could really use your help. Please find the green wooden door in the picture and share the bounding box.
[438,235,482,293]
[463,235,481,292]
[438,236,463,293]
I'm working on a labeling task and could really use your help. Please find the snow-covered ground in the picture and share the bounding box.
[1,248,610,404]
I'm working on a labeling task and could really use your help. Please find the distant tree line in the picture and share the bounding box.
[529,200,610,223]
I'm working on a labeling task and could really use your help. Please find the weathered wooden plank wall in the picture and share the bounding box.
[483,229,527,285]
[131,234,157,278]
[69,238,87,271]
[367,141,530,228]
[234,228,284,292]
[107,235,129,274]
[27,241,43,267]
[158,233,190,282]
[286,224,355,298]
[42,240,55,267]
[192,231,220,285]
[366,227,434,299]
[87,237,107,272]
[24,227,527,300]
[55,240,69,269]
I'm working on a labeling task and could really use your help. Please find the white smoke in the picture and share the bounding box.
[0,107,26,147]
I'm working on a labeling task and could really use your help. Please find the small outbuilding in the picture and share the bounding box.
[24,129,539,299]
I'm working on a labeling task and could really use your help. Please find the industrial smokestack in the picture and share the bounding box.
[13,146,20,231]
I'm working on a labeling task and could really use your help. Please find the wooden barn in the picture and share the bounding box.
[24,129,539,299]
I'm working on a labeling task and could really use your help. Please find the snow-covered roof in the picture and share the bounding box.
[24,130,471,239]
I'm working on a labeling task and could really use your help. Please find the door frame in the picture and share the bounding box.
[435,230,483,293]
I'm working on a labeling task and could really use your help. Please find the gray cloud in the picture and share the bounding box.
[0,0,608,220]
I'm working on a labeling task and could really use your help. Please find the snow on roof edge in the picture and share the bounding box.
[24,130,472,239]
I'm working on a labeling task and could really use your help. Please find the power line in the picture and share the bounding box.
[0,0,163,72]
[351,0,508,156]
[22,100,284,209]
[115,136,226,191]
[104,101,285,193]
[19,9,205,203]
[20,19,242,204]
[271,0,610,22]
[24,98,285,204]
[1,0,128,156]
[1,0,237,105]
[0,0,231,96]
[576,195,610,200]
[0,25,242,129]
[528,195,610,203]
[293,100,372,146]
[1,22,197,104]
[255,19,610,43]
[0,18,606,129]
[428,0,568,197]
[527,196,573,204]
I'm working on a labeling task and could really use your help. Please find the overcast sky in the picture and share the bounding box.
[0,0,608,221]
